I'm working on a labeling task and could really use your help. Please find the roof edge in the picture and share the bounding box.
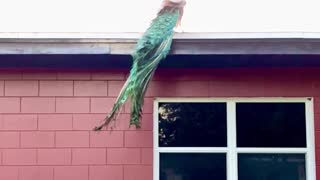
[1,32,320,55]
[1,32,320,40]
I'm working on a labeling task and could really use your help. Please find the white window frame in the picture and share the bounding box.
[153,97,316,180]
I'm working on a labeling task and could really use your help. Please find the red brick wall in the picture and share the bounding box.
[0,68,319,180]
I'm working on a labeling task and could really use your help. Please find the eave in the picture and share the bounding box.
[1,32,320,55]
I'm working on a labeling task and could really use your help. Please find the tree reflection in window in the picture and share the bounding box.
[158,103,227,147]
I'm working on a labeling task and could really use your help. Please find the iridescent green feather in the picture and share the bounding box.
[94,9,180,130]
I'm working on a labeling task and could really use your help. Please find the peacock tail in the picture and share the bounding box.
[94,6,182,131]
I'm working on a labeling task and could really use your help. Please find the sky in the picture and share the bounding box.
[0,0,319,33]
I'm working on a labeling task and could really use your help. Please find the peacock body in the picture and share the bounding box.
[94,0,186,130]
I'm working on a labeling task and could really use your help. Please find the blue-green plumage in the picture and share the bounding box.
[94,2,185,131]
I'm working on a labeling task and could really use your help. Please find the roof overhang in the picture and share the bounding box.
[1,32,320,55]
[1,32,320,68]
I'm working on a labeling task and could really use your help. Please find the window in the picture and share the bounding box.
[154,98,316,180]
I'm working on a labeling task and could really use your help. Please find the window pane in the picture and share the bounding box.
[238,154,306,180]
[158,102,227,147]
[236,103,306,147]
[160,153,226,180]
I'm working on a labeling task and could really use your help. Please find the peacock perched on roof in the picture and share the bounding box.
[94,0,186,130]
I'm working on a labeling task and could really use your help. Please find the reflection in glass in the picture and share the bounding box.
[160,153,226,180]
[238,154,306,180]
[236,103,306,147]
[158,102,227,147]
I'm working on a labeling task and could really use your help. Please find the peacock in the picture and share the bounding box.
[94,0,186,130]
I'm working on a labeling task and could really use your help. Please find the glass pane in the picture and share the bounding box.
[238,154,306,180]
[160,153,226,180]
[158,102,227,147]
[236,103,306,147]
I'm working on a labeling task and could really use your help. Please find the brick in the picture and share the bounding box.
[175,81,209,97]
[0,98,20,113]
[39,81,73,96]
[0,166,19,180]
[57,72,91,80]
[264,80,313,97]
[90,131,124,147]
[21,131,54,147]
[3,149,36,165]
[0,72,22,80]
[316,149,320,163]
[2,114,37,130]
[209,80,265,97]
[72,148,106,165]
[314,98,320,114]
[92,71,126,80]
[316,132,320,148]
[154,69,215,81]
[146,81,177,97]
[315,114,320,131]
[108,81,125,96]
[0,80,4,96]
[54,166,88,180]
[89,166,123,180]
[21,97,55,113]
[22,72,57,80]
[78,114,135,131]
[125,131,153,147]
[91,97,118,113]
[56,131,89,147]
[124,98,153,114]
[107,148,140,164]
[56,98,90,113]
[90,114,151,131]
[0,132,20,148]
[141,148,153,165]
[104,114,133,131]
[317,167,320,180]
[5,81,38,96]
[140,114,153,130]
[38,114,73,130]
[309,80,320,96]
[124,165,152,180]
[73,114,105,130]
[19,166,53,180]
[74,81,108,96]
[38,149,71,165]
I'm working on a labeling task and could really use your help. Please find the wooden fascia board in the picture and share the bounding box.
[0,32,320,55]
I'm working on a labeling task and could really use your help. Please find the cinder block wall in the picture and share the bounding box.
[0,68,320,180]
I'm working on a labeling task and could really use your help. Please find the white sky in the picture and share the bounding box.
[1,0,320,33]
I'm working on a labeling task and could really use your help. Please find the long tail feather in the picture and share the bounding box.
[129,37,173,127]
[93,78,131,130]
[94,3,183,130]
[94,37,172,131]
